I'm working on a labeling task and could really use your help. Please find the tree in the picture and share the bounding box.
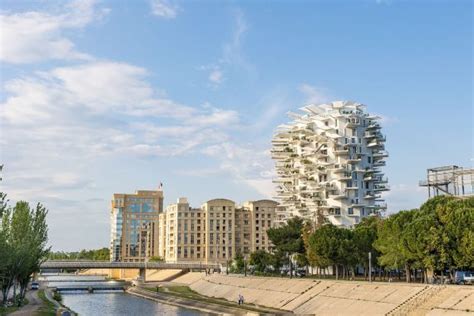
[231,251,245,273]
[249,250,272,273]
[149,256,164,262]
[49,247,110,261]
[353,216,381,279]
[267,217,306,273]
[0,201,49,305]
[374,209,418,282]
[307,224,356,279]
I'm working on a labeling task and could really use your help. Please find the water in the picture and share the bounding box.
[62,292,204,316]
[41,274,206,316]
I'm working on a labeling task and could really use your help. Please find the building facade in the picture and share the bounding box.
[271,101,389,227]
[110,189,164,262]
[158,198,278,263]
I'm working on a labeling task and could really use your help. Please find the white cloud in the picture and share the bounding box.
[1,61,242,163]
[0,0,109,64]
[150,0,179,19]
[201,9,255,86]
[209,69,223,85]
[298,83,331,105]
[200,142,276,198]
[376,114,399,126]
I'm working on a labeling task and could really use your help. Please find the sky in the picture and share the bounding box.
[0,0,472,251]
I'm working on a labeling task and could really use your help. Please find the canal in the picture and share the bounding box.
[40,274,206,316]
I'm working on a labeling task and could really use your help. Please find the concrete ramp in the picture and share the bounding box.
[181,274,474,315]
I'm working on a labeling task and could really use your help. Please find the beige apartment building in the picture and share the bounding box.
[158,198,279,263]
[110,189,164,262]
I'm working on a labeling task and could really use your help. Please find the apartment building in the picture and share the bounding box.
[242,200,278,253]
[158,198,278,263]
[271,101,389,227]
[110,189,164,262]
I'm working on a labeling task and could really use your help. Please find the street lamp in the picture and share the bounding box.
[368,252,372,282]
[244,254,248,277]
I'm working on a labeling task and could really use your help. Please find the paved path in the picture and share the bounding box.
[10,289,42,316]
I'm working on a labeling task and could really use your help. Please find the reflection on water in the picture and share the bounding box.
[62,292,205,316]
[42,274,206,316]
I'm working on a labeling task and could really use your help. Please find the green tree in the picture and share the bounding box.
[230,251,245,273]
[149,256,164,262]
[353,216,381,279]
[374,209,418,282]
[307,224,356,279]
[267,217,306,272]
[249,250,272,273]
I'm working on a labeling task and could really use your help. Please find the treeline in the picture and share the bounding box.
[49,247,110,261]
[0,191,50,305]
[231,196,474,283]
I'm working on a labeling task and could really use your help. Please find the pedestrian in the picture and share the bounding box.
[241,294,244,305]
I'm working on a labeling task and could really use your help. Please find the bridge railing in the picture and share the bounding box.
[40,260,221,270]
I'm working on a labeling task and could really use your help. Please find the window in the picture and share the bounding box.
[348,208,354,215]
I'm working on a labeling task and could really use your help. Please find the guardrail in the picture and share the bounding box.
[40,260,221,270]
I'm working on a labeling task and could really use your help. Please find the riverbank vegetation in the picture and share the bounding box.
[233,196,474,283]
[49,247,110,261]
[0,166,50,307]
[143,285,283,314]
[37,289,57,316]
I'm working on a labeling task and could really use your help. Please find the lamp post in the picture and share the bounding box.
[244,255,247,277]
[368,252,372,283]
[288,253,293,279]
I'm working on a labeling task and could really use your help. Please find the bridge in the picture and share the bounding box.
[40,260,221,270]
[51,284,127,293]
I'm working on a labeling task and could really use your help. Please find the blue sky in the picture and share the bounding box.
[0,0,472,251]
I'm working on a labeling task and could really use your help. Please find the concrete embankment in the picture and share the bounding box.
[127,286,273,315]
[169,273,474,316]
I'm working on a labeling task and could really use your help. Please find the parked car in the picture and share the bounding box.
[31,281,40,290]
[455,271,474,285]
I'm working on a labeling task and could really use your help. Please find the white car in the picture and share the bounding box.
[31,282,40,290]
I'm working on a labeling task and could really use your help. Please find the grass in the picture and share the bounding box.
[0,297,29,315]
[36,289,57,316]
[143,285,283,314]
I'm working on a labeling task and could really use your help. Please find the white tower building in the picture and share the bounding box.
[271,101,389,227]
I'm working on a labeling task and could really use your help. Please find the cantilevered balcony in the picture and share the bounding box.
[346,185,359,190]
[374,184,390,191]
[334,146,349,155]
[347,156,362,163]
[373,161,386,167]
[374,176,389,183]
[339,173,352,181]
[367,122,381,130]
[367,140,382,148]
[373,150,389,159]
[331,164,350,173]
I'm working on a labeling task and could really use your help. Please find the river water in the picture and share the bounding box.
[41,274,205,316]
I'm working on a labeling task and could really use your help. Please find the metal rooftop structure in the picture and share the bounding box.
[419,165,474,198]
